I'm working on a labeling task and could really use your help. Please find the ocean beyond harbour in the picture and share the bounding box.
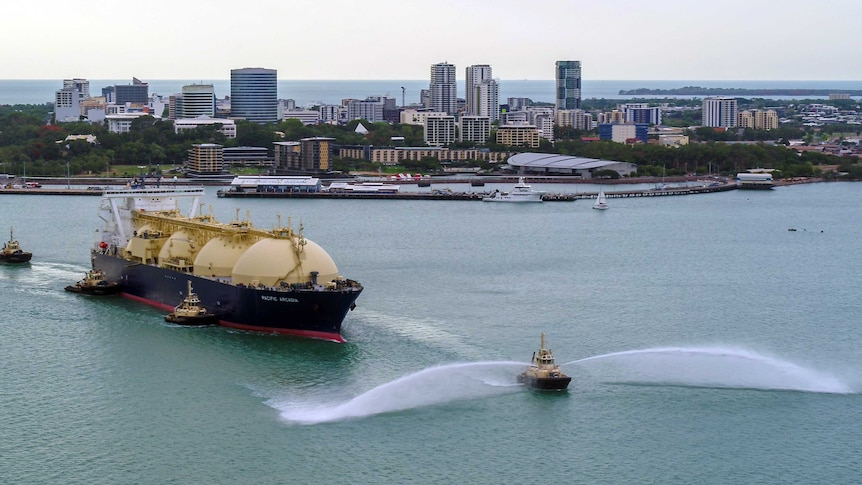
[2,182,862,483]
[2,79,861,105]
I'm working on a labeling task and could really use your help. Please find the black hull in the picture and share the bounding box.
[1,253,32,264]
[93,253,361,341]
[517,373,572,391]
[64,284,121,296]
[165,313,220,326]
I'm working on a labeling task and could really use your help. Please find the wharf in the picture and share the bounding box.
[0,187,104,196]
[217,182,736,201]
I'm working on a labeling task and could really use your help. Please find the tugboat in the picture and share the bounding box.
[0,227,33,264]
[64,269,121,295]
[165,281,219,326]
[517,333,571,391]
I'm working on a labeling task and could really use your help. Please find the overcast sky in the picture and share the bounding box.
[4,0,860,81]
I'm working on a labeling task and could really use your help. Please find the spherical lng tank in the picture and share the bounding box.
[193,235,255,277]
[231,237,339,287]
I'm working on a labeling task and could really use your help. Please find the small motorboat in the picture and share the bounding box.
[64,269,121,295]
[0,227,33,264]
[517,333,571,391]
[165,281,219,326]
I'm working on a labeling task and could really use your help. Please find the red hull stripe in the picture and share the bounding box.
[120,292,346,343]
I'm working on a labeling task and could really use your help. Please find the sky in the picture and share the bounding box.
[4,0,861,81]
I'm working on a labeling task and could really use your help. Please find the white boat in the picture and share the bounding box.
[592,190,609,210]
[482,177,544,203]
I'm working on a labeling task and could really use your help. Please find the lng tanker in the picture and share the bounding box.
[91,186,362,341]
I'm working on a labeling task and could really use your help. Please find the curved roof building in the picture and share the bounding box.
[506,153,637,179]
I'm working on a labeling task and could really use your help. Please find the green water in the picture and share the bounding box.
[1,182,861,483]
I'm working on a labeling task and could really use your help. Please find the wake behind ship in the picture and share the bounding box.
[91,186,362,341]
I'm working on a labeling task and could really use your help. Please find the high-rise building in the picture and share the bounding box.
[555,61,581,110]
[465,65,492,114]
[300,137,334,172]
[230,67,278,123]
[180,84,216,119]
[114,77,149,105]
[430,62,457,115]
[702,97,738,128]
[622,103,662,125]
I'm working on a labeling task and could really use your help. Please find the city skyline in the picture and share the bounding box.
[4,0,862,81]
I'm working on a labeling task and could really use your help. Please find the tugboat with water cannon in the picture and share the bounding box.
[1,227,33,264]
[517,333,571,391]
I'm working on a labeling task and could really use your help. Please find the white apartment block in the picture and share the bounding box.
[702,97,738,128]
[459,116,490,144]
[424,116,456,146]
[54,87,81,123]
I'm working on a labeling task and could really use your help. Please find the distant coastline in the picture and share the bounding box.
[619,86,862,96]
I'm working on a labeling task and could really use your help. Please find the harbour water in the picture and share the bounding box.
[1,182,862,483]
[2,79,860,105]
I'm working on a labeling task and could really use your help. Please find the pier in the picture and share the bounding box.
[217,182,737,201]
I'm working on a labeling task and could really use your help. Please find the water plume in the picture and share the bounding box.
[273,361,525,425]
[563,346,851,394]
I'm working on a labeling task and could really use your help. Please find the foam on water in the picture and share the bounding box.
[272,361,526,425]
[563,346,852,394]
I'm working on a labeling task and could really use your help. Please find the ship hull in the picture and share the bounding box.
[93,253,361,341]
[0,253,32,264]
[517,373,572,391]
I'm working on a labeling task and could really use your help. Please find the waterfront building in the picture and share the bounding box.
[230,67,278,123]
[187,143,225,175]
[459,116,490,144]
[173,117,236,138]
[223,146,272,167]
[180,84,216,119]
[555,60,581,110]
[300,137,334,172]
[506,152,637,178]
[273,141,302,171]
[497,124,541,148]
[353,147,512,165]
[702,97,738,128]
[430,62,457,115]
[424,116,456,147]
[598,123,649,144]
